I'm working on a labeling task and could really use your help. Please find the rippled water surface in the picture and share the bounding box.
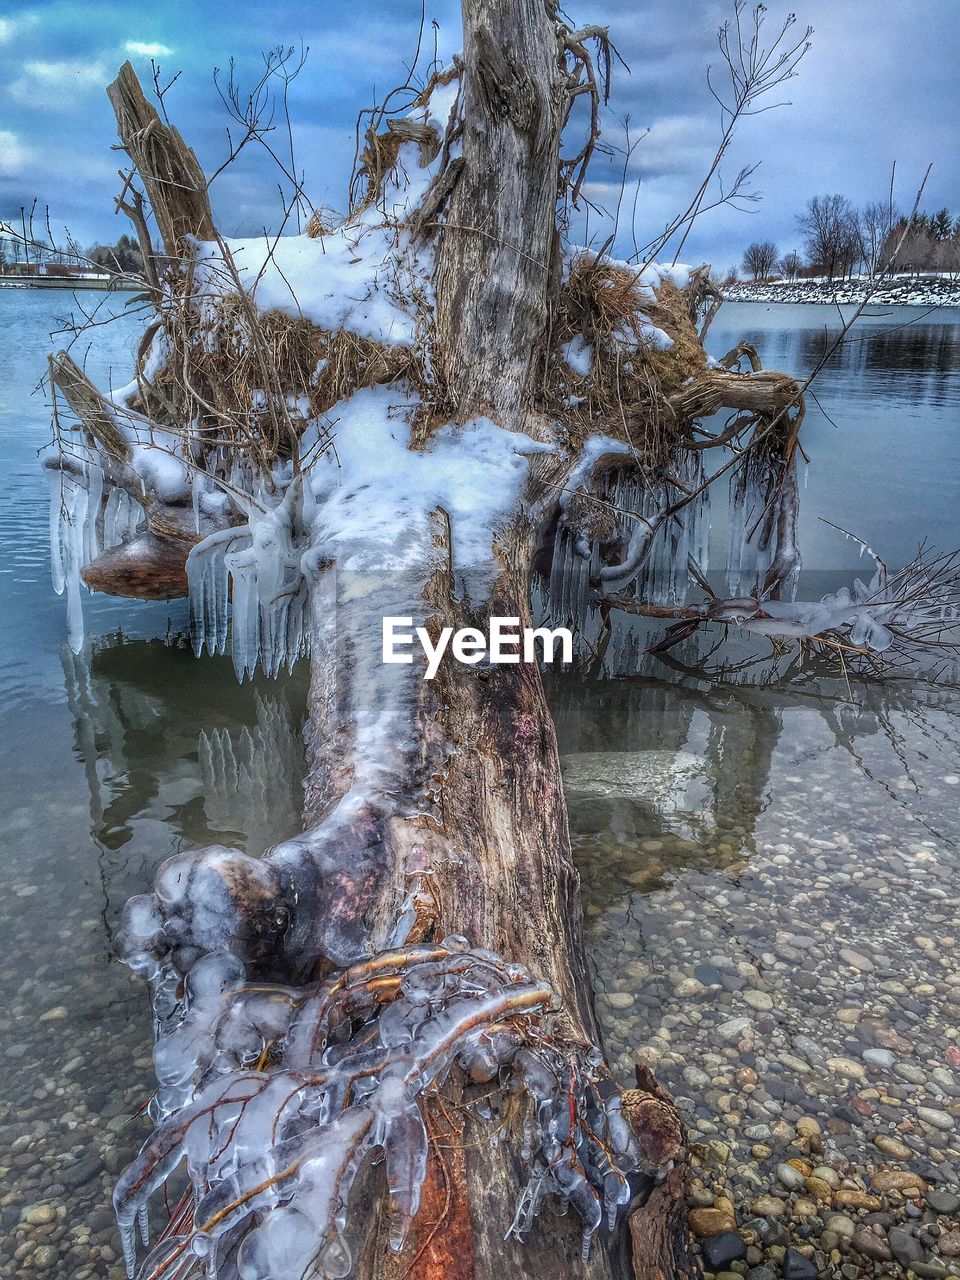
[0,294,958,1275]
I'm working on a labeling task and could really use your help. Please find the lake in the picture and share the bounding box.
[0,292,958,1276]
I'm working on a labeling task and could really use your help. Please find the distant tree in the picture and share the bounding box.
[778,250,801,279]
[883,215,936,274]
[932,207,953,241]
[856,200,899,276]
[0,238,7,269]
[89,233,143,274]
[743,239,778,279]
[797,194,858,278]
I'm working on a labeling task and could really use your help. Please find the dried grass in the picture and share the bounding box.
[549,252,709,465]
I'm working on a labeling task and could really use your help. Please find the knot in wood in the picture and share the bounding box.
[620,1088,684,1168]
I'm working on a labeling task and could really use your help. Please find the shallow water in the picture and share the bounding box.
[0,293,958,1273]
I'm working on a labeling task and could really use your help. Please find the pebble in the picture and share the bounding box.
[776,1163,806,1191]
[927,1191,960,1215]
[689,1208,736,1237]
[751,1196,788,1217]
[874,1134,914,1159]
[917,1106,955,1131]
[717,1016,752,1042]
[863,1047,896,1069]
[22,1205,57,1227]
[743,990,773,1012]
[701,1232,747,1270]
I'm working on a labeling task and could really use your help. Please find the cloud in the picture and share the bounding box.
[8,59,111,109]
[0,130,36,177]
[124,41,173,58]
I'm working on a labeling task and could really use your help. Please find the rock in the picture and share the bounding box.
[805,1176,834,1203]
[717,1016,752,1043]
[874,1134,914,1159]
[743,990,773,1012]
[824,1215,856,1240]
[23,1204,56,1226]
[38,1005,68,1022]
[695,963,723,987]
[751,1195,788,1217]
[811,1166,840,1189]
[852,1228,893,1261]
[795,1116,821,1138]
[31,1245,59,1271]
[689,1208,736,1237]
[917,1107,955,1131]
[701,1232,747,1270]
[863,1048,896,1070]
[776,1162,806,1191]
[835,1189,881,1210]
[675,978,705,999]
[744,1123,772,1141]
[906,1263,949,1279]
[782,1247,818,1279]
[872,1168,929,1194]
[606,992,634,1009]
[792,1036,826,1067]
[895,1062,928,1085]
[937,1228,960,1257]
[927,1191,960,1215]
[840,948,875,972]
[888,1226,924,1267]
[827,1056,867,1082]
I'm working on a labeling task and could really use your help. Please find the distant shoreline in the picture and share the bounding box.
[724,274,960,308]
[0,274,139,292]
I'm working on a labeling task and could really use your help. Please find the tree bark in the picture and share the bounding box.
[58,7,718,1277]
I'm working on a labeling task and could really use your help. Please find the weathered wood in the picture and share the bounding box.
[299,527,623,1279]
[81,532,189,599]
[671,368,802,419]
[63,17,706,1279]
[433,0,567,431]
[107,61,216,256]
[51,351,131,461]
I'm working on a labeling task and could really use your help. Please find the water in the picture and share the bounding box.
[0,294,958,1272]
[0,294,307,1278]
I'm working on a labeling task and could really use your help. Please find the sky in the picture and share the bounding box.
[0,0,958,273]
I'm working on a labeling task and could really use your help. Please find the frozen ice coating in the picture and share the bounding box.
[113,939,655,1280]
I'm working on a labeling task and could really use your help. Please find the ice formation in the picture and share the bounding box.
[47,453,144,652]
[114,919,655,1280]
[726,456,801,600]
[546,447,711,626]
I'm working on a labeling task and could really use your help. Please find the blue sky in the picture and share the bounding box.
[1,0,958,272]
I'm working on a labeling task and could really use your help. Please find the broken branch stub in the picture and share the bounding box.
[107,60,216,256]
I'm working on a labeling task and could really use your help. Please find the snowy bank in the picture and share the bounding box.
[725,274,960,308]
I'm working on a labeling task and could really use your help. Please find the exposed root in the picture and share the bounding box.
[113,918,676,1280]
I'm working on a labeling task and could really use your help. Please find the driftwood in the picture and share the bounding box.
[39,7,825,1279]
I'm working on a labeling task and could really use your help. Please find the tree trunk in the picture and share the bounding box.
[54,6,724,1277]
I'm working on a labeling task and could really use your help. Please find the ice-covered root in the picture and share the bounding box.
[114,933,678,1280]
[117,794,402,985]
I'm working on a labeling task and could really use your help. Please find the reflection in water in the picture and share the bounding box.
[551,668,960,1193]
[60,635,308,939]
[552,667,960,877]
